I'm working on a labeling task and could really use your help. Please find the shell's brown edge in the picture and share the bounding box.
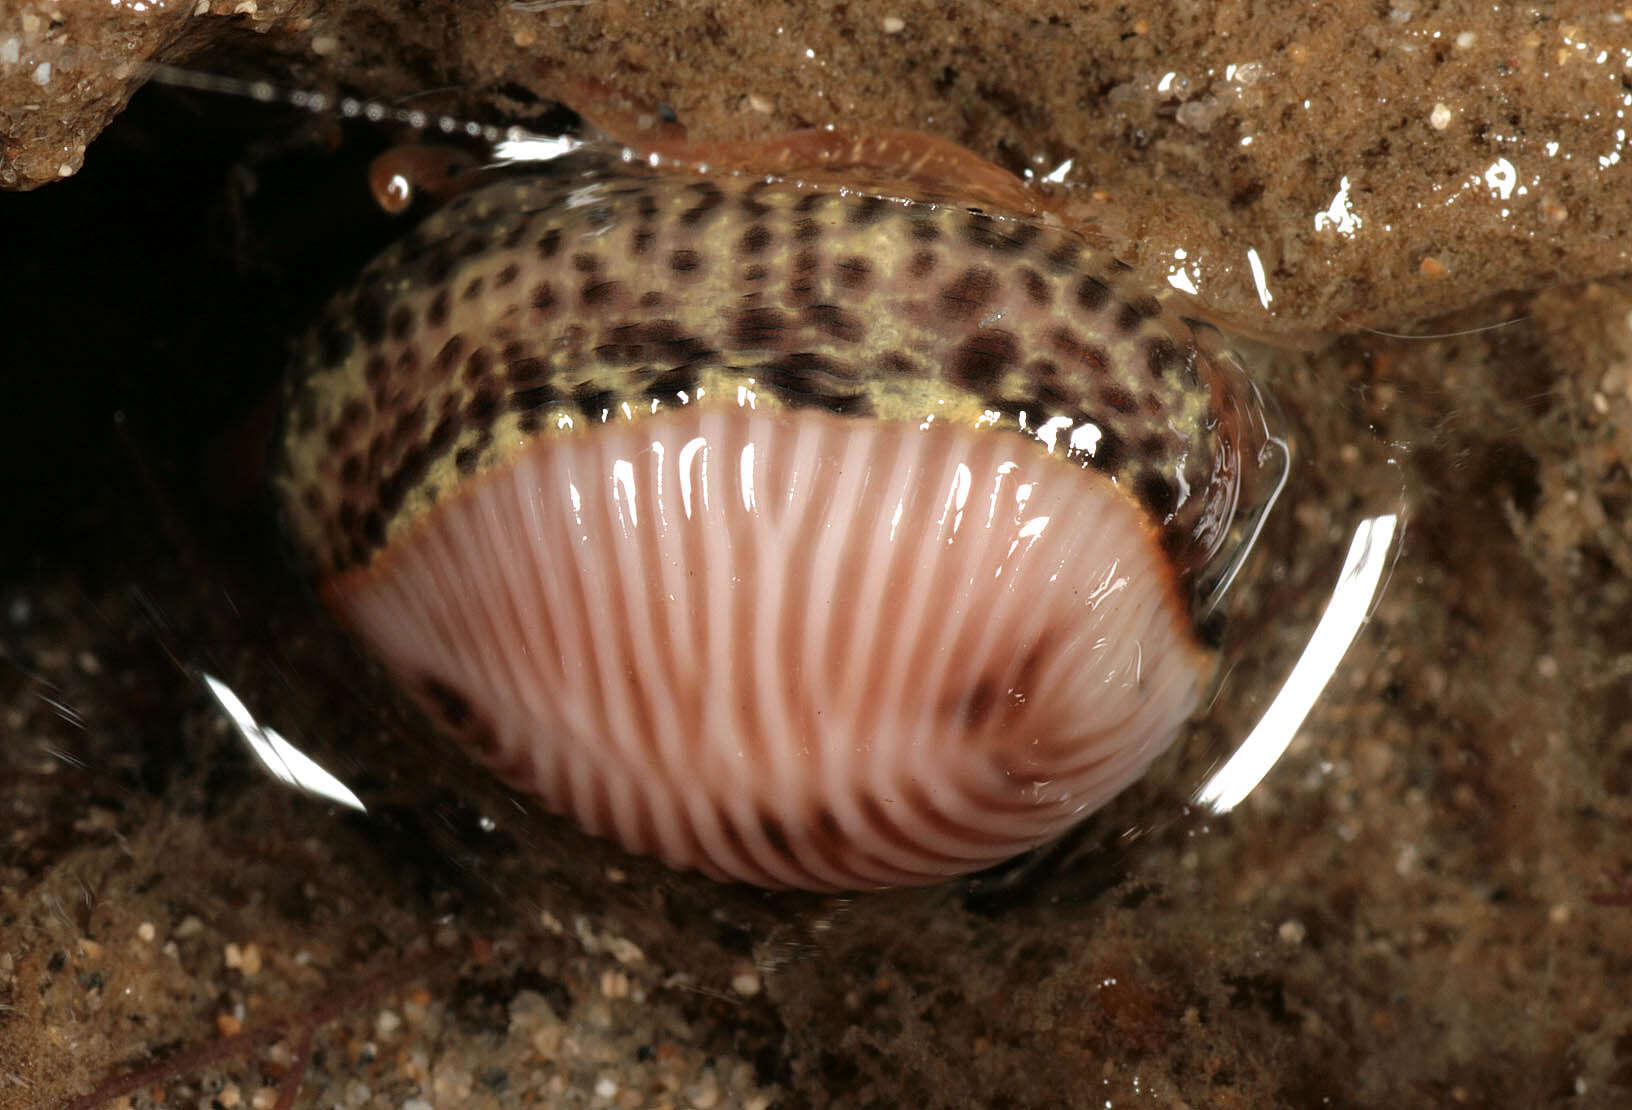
[272,150,1241,614]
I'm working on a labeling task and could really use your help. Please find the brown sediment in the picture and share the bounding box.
[5,1,1630,339]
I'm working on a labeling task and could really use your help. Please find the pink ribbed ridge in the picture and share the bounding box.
[333,406,1209,889]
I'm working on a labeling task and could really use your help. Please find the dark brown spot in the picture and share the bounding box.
[908,249,937,278]
[530,281,556,315]
[468,388,499,423]
[464,346,493,383]
[573,383,617,419]
[793,216,822,243]
[1099,384,1138,414]
[581,280,626,308]
[495,262,520,288]
[948,330,1018,389]
[1018,266,1050,306]
[364,352,389,385]
[1045,241,1080,272]
[508,355,547,382]
[431,334,466,375]
[642,365,699,399]
[731,306,788,347]
[881,350,915,375]
[425,245,456,285]
[1116,296,1162,331]
[795,192,832,214]
[388,303,415,342]
[461,275,485,302]
[937,266,998,321]
[909,218,941,242]
[739,224,773,254]
[668,248,703,274]
[428,413,457,454]
[738,186,771,219]
[848,194,890,226]
[316,314,353,365]
[376,444,426,514]
[352,282,388,345]
[763,352,869,414]
[1085,426,1125,475]
[1135,471,1179,520]
[572,252,599,274]
[743,264,768,283]
[835,256,872,289]
[426,288,451,329]
[511,385,558,412]
[1075,275,1111,312]
[807,303,864,344]
[337,398,366,430]
[632,228,656,255]
[1145,337,1182,379]
[500,222,527,250]
[536,227,561,259]
[680,183,725,226]
[455,445,480,474]
[1047,326,1109,374]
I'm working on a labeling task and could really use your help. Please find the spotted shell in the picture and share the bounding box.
[272,149,1267,890]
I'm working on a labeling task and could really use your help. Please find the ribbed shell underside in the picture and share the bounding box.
[331,403,1209,890]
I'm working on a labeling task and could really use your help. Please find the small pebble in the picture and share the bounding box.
[881,15,905,33]
[601,968,630,998]
[136,922,155,943]
[730,963,761,997]
[251,1087,278,1110]
[1429,102,1453,130]
[606,936,645,966]
[1278,919,1308,945]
